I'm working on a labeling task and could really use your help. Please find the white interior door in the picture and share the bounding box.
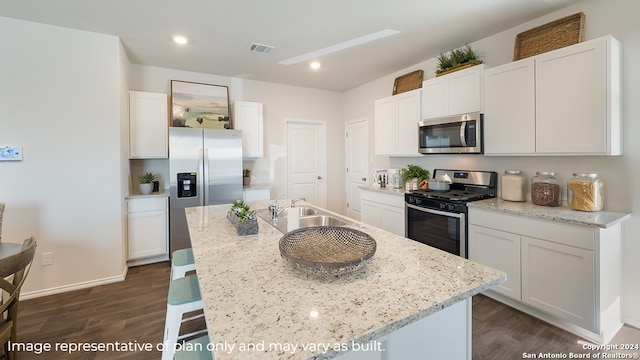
[345,119,369,220]
[286,120,327,208]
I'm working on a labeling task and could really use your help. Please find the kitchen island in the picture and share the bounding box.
[185,201,505,360]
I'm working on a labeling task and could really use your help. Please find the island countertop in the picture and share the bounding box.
[185,201,505,360]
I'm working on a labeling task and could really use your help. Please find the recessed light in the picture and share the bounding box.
[310,61,321,70]
[173,35,188,45]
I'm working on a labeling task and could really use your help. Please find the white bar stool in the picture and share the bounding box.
[162,274,207,360]
[174,335,213,360]
[171,248,196,280]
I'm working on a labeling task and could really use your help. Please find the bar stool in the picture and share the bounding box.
[174,335,213,360]
[171,248,196,281]
[162,274,207,360]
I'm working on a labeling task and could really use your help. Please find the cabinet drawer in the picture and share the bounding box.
[360,190,405,208]
[127,197,167,213]
[469,208,595,250]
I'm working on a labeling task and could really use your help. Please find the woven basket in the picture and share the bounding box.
[513,12,585,61]
[392,70,423,95]
[279,226,376,277]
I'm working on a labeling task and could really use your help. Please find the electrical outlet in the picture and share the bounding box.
[41,252,53,266]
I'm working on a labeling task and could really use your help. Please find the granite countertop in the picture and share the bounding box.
[468,198,631,229]
[358,184,408,196]
[185,201,505,360]
[125,191,169,199]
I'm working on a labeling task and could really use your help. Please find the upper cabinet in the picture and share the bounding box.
[484,35,621,156]
[374,88,421,156]
[129,91,168,159]
[422,64,483,119]
[233,101,264,158]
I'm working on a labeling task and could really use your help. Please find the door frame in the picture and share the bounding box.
[285,118,327,208]
[345,118,369,220]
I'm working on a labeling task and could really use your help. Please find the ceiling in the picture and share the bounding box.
[0,0,584,92]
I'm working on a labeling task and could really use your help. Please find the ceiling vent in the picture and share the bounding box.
[248,42,275,54]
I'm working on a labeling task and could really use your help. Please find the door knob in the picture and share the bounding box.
[361,177,367,181]
[317,176,322,180]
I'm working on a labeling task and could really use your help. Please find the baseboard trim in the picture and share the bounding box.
[21,265,128,300]
[623,317,640,330]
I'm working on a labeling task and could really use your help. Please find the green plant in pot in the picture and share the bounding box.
[138,172,156,195]
[402,164,430,189]
[436,43,483,76]
[242,168,252,186]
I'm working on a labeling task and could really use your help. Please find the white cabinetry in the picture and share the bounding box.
[468,207,622,344]
[233,101,264,158]
[361,190,405,236]
[468,225,521,300]
[242,187,270,202]
[484,35,621,156]
[422,64,483,119]
[127,197,168,262]
[129,91,168,158]
[374,89,421,156]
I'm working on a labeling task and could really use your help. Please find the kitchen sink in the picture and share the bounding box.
[297,215,347,227]
[255,205,351,233]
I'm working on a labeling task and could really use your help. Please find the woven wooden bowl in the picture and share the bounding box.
[279,226,376,276]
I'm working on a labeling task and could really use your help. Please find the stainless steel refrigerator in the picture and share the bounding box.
[169,127,243,253]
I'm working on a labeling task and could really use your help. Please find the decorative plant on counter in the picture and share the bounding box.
[436,44,483,76]
[138,172,156,195]
[229,200,257,223]
[228,200,259,236]
[242,168,252,186]
[402,164,430,183]
[138,172,156,184]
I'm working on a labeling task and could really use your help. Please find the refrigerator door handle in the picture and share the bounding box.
[202,148,210,206]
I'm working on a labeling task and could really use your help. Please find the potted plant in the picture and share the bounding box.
[227,200,258,235]
[242,168,252,186]
[402,164,430,189]
[436,44,483,76]
[138,172,156,195]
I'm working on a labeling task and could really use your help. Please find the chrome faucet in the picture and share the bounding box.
[268,197,306,221]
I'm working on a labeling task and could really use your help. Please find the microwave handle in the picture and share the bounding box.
[460,122,467,147]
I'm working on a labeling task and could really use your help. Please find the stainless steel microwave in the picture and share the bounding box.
[418,112,483,154]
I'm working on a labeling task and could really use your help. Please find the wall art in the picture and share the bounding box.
[171,80,230,129]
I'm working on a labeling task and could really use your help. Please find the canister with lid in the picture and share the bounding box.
[501,170,526,202]
[567,173,603,211]
[531,171,562,207]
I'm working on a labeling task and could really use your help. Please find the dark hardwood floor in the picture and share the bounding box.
[9,262,640,359]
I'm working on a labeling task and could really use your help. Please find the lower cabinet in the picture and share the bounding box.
[468,207,621,344]
[127,197,168,262]
[361,190,405,236]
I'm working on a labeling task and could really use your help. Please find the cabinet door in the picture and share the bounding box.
[395,89,421,156]
[374,97,397,155]
[535,39,607,154]
[128,209,168,259]
[483,59,536,155]
[521,236,596,331]
[361,200,381,228]
[129,91,168,158]
[468,225,521,300]
[448,65,482,115]
[380,204,405,236]
[233,101,264,157]
[422,78,449,119]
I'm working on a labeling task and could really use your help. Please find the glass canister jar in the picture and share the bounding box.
[531,171,562,207]
[501,170,526,202]
[567,173,603,211]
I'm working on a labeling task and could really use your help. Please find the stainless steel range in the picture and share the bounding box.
[405,169,497,258]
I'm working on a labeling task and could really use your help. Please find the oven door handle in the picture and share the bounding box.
[406,203,464,218]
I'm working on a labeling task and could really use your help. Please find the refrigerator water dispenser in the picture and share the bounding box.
[177,172,197,198]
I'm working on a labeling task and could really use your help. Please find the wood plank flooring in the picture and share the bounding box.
[8,262,640,359]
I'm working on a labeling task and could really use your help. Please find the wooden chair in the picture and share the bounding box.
[0,237,36,360]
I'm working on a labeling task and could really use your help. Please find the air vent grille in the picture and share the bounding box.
[248,42,275,54]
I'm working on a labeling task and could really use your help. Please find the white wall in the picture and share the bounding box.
[343,0,640,327]
[128,66,345,211]
[0,17,127,295]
